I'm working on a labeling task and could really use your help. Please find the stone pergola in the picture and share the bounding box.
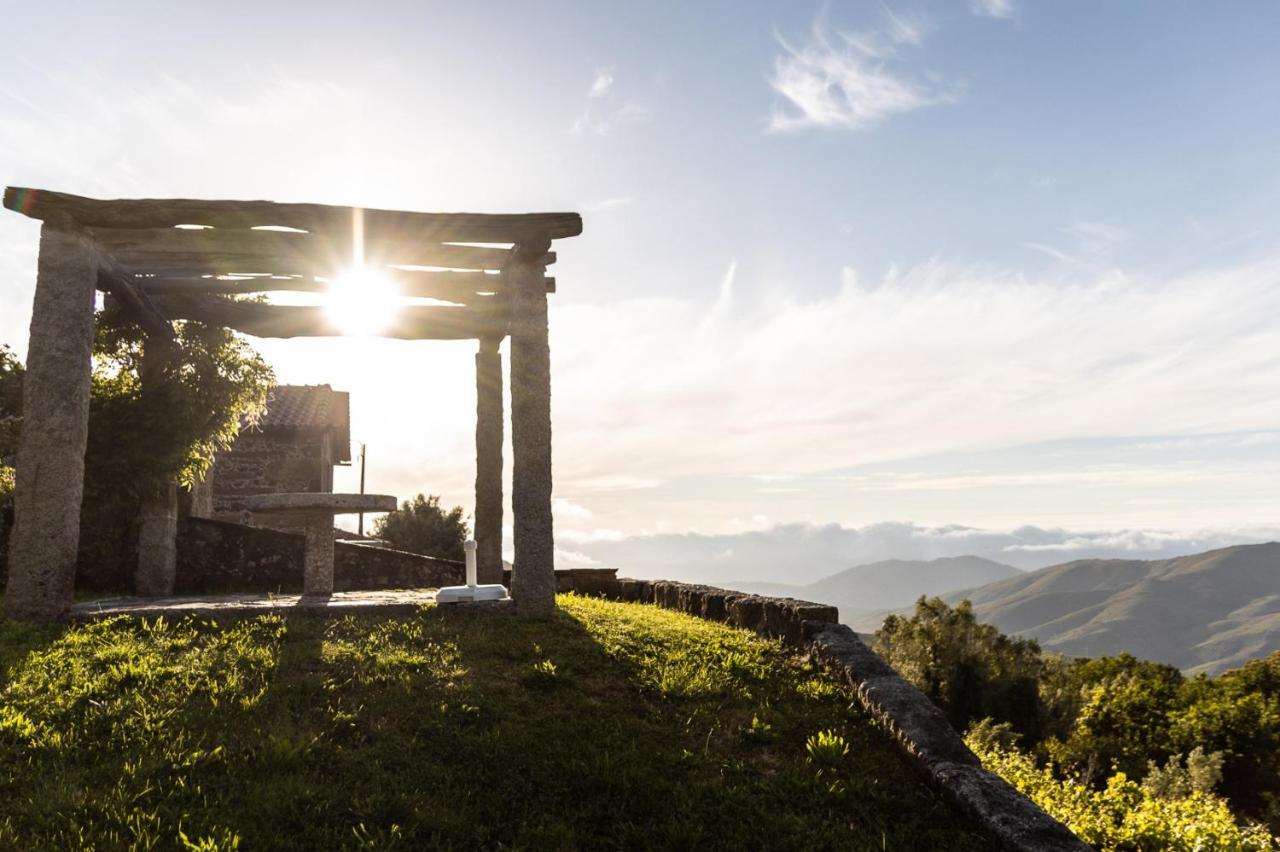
[2,187,581,622]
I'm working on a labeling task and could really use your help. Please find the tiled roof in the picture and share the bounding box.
[260,385,351,462]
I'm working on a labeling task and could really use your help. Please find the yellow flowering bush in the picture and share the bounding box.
[968,731,1276,851]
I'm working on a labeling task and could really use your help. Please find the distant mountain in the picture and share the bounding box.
[944,542,1280,675]
[729,555,1022,631]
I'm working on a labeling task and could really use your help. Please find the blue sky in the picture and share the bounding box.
[2,1,1280,566]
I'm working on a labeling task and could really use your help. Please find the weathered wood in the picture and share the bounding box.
[148,294,500,339]
[7,187,582,241]
[136,270,554,303]
[507,238,556,618]
[95,252,177,341]
[90,226,555,271]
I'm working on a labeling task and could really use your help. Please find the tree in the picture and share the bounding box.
[874,597,1044,739]
[0,344,23,579]
[372,494,468,561]
[72,307,274,588]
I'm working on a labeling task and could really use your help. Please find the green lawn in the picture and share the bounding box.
[0,595,988,850]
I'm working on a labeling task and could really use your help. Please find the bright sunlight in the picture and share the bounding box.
[325,268,400,336]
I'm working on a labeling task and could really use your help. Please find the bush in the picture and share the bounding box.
[371,494,468,561]
[967,729,1276,851]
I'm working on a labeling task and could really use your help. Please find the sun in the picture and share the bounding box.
[325,268,400,336]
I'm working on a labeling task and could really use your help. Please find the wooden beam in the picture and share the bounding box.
[95,252,178,342]
[90,226,556,271]
[135,271,554,302]
[7,186,582,241]
[147,294,500,340]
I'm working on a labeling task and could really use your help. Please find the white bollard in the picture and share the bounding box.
[465,538,478,587]
[436,537,508,604]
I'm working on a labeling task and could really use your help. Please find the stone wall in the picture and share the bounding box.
[175,517,463,594]
[207,430,329,523]
[594,578,1087,852]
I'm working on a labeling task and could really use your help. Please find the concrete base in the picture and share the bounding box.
[436,584,509,604]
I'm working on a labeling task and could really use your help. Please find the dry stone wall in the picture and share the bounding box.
[175,517,462,594]
[596,577,1088,852]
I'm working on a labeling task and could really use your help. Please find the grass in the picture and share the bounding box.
[0,595,989,850]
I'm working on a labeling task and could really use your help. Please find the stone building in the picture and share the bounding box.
[196,384,351,527]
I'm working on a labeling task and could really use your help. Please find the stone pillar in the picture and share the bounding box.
[135,481,178,596]
[474,337,504,586]
[507,243,555,618]
[4,220,98,622]
[302,512,334,596]
[135,341,179,596]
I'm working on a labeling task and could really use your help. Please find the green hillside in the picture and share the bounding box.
[949,542,1280,674]
[0,595,988,850]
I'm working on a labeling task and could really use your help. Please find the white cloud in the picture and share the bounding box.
[548,257,1280,493]
[768,16,957,132]
[971,0,1016,20]
[588,68,615,99]
[572,68,650,135]
[580,196,634,212]
[575,521,1280,584]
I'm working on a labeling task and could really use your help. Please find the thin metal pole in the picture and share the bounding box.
[357,442,367,536]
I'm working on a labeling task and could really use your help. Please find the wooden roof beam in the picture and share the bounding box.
[136,271,555,302]
[90,226,556,271]
[146,294,503,340]
[6,187,582,242]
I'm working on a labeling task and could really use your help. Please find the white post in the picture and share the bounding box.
[465,538,478,588]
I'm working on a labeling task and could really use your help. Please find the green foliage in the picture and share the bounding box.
[1142,747,1224,800]
[874,596,1043,737]
[0,344,24,578]
[86,306,274,494]
[1041,653,1184,783]
[0,596,988,850]
[880,599,1280,832]
[967,731,1275,851]
[371,494,468,561]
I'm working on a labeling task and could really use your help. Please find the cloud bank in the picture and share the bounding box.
[569,521,1280,585]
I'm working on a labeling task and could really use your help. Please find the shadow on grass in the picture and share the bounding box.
[0,599,989,851]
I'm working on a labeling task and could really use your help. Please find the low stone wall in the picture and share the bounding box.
[596,578,1087,852]
[175,517,463,594]
[503,566,619,596]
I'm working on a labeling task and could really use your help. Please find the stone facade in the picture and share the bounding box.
[206,384,350,530]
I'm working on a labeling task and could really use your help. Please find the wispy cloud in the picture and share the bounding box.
[547,256,1280,496]
[572,67,650,135]
[971,0,1016,20]
[768,13,957,132]
[580,196,634,212]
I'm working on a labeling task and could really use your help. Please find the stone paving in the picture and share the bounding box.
[68,589,514,621]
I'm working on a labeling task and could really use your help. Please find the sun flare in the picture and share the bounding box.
[326,268,400,336]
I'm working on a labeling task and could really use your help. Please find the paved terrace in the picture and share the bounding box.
[68,590,512,621]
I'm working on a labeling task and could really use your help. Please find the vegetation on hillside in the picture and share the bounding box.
[371,493,469,561]
[877,597,1280,844]
[0,595,987,850]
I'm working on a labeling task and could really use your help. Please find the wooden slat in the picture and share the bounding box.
[136,271,554,302]
[147,294,502,340]
[7,187,582,241]
[90,226,556,271]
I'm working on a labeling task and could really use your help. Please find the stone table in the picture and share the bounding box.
[243,493,397,596]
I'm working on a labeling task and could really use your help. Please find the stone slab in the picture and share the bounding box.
[243,493,397,514]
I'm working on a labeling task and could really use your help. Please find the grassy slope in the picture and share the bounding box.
[0,596,987,851]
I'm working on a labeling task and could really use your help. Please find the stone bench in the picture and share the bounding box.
[243,493,396,596]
